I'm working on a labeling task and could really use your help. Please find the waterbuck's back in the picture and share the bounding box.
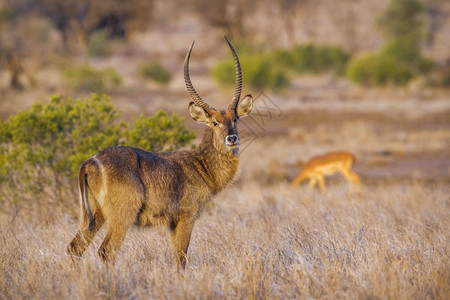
[82,146,188,227]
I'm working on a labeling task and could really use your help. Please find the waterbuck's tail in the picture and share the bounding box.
[78,164,95,231]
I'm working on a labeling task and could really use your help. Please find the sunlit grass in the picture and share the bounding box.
[1,180,448,299]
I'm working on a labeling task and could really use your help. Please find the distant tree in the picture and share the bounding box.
[0,2,31,89]
[346,0,434,86]
[377,0,425,62]
[276,0,304,46]
[4,0,155,49]
[3,53,24,90]
[424,0,447,47]
[188,0,254,39]
[84,0,155,39]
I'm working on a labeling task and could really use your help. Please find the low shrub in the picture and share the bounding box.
[0,94,196,210]
[139,62,172,84]
[213,52,289,91]
[87,29,111,57]
[215,52,289,91]
[127,110,196,152]
[213,41,349,91]
[63,64,122,93]
[346,52,413,86]
[381,41,434,74]
[277,44,349,75]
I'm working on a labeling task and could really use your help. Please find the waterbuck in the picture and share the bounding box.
[67,37,253,269]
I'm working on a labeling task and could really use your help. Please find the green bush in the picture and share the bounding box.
[213,52,289,91]
[230,40,267,55]
[0,94,196,210]
[87,29,111,57]
[276,44,349,75]
[63,64,122,93]
[213,40,288,91]
[380,41,434,74]
[213,41,349,91]
[346,52,413,86]
[139,62,172,84]
[127,111,196,152]
[381,40,421,64]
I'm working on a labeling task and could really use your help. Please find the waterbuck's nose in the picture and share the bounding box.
[226,134,238,144]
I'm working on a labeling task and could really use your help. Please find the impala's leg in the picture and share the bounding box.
[290,172,306,187]
[350,171,361,184]
[341,169,361,193]
[290,176,300,187]
[308,177,317,190]
[68,210,105,257]
[317,175,326,193]
[171,216,195,270]
[342,167,361,183]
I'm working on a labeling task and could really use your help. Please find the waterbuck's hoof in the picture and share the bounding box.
[67,243,83,257]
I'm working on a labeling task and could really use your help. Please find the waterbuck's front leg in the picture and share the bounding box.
[171,215,195,270]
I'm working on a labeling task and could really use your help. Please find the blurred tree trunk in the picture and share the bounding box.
[278,0,301,46]
[189,0,253,40]
[425,1,447,48]
[4,0,154,53]
[6,53,24,90]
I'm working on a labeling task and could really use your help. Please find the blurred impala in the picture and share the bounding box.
[290,151,361,192]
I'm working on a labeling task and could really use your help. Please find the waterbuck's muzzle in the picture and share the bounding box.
[225,134,239,147]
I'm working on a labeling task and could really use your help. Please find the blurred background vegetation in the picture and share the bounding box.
[0,0,449,212]
[0,0,449,95]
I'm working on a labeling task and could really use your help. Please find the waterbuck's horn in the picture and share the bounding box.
[225,36,243,111]
[184,41,216,113]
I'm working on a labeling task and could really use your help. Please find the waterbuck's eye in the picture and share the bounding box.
[213,121,218,126]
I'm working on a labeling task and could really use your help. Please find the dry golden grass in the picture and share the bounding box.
[1,91,448,298]
[1,179,448,299]
[1,1,449,297]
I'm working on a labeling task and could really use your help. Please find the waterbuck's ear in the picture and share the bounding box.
[236,94,253,117]
[189,102,211,124]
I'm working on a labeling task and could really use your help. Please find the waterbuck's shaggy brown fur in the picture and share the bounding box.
[67,37,253,269]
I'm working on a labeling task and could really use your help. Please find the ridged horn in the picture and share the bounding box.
[225,36,243,111]
[184,41,216,113]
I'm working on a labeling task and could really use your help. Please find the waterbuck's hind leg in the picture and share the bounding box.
[97,186,143,263]
[68,210,105,257]
[98,222,131,263]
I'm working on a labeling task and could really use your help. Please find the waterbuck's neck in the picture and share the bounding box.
[193,127,239,194]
